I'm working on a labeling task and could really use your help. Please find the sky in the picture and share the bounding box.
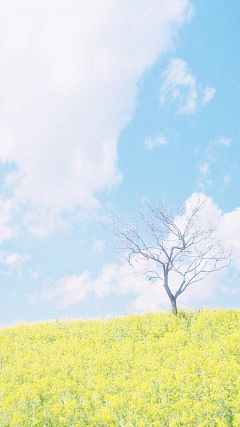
[0,0,239,326]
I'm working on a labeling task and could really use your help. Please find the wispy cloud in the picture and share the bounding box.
[144,134,168,150]
[202,87,216,105]
[160,58,216,114]
[211,136,232,147]
[160,58,197,114]
[197,136,233,191]
[197,162,212,191]
[198,162,210,176]
[223,174,231,186]
[223,163,237,188]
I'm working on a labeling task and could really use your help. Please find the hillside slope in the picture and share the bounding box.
[0,309,240,426]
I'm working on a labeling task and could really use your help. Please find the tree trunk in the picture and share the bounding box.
[171,297,177,315]
[163,269,178,315]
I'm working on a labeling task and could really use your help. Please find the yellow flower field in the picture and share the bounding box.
[0,309,239,427]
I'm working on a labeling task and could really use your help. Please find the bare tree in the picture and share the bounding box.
[108,195,232,315]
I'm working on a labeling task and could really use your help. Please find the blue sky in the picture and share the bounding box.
[0,0,239,326]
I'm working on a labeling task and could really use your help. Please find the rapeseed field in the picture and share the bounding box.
[0,309,239,427]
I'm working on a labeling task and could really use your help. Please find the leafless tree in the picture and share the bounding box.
[108,195,232,315]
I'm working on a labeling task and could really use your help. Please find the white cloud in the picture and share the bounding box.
[43,261,169,311]
[43,193,240,312]
[0,0,192,235]
[0,251,30,267]
[43,272,92,309]
[160,58,197,113]
[144,134,168,150]
[181,193,240,276]
[202,86,216,105]
[221,207,240,271]
[43,257,223,313]
[160,193,240,302]
[182,192,222,225]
